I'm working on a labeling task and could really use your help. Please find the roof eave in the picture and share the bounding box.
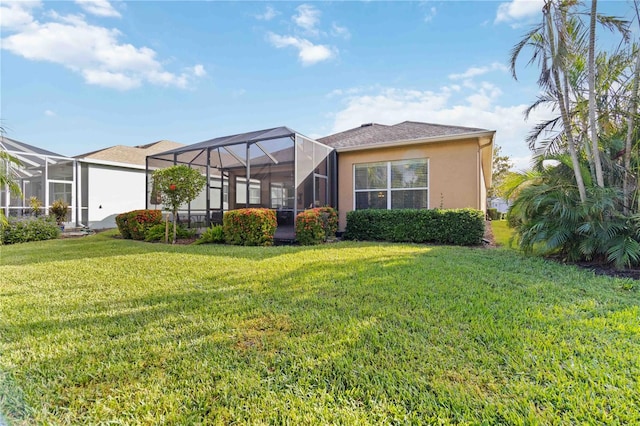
[333,130,496,152]
[77,158,147,170]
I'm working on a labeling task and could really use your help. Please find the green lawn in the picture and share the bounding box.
[489,220,514,248]
[1,232,639,424]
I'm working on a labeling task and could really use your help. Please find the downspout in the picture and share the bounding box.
[330,150,338,209]
[44,155,49,216]
[73,159,78,227]
[477,150,481,211]
[477,138,493,212]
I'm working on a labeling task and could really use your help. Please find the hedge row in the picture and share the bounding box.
[343,208,485,246]
[1,216,61,244]
[223,208,277,246]
[116,209,163,240]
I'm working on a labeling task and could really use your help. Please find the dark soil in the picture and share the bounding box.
[569,261,640,280]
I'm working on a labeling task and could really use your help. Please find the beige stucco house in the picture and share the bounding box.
[318,121,495,231]
[145,121,494,237]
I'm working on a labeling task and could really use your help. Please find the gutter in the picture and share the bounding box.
[76,158,147,170]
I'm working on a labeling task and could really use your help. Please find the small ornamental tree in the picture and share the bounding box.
[152,165,206,243]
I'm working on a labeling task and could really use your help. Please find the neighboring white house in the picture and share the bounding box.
[489,197,510,213]
[76,140,183,228]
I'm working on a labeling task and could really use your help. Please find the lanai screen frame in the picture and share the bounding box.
[1,138,78,226]
[145,127,337,228]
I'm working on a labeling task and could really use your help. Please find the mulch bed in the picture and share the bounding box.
[566,261,640,280]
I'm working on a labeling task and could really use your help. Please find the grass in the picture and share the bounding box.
[1,231,639,424]
[489,220,514,248]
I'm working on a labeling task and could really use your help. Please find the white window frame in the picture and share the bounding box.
[353,158,429,210]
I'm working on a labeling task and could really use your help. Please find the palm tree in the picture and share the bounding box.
[588,0,604,187]
[623,0,640,212]
[511,0,588,202]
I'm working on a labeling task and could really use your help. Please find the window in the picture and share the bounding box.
[236,178,261,205]
[49,182,73,205]
[354,159,428,210]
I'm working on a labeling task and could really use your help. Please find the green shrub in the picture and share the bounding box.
[295,207,338,245]
[115,212,131,239]
[1,216,61,244]
[343,208,485,246]
[487,208,501,221]
[195,225,225,245]
[49,199,69,225]
[223,208,277,246]
[144,223,195,242]
[116,210,163,240]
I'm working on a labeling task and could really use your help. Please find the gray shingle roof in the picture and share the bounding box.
[77,140,184,166]
[318,121,493,150]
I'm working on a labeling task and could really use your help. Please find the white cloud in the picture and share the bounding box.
[267,32,334,66]
[424,6,437,23]
[0,1,41,31]
[331,23,350,39]
[495,0,543,25]
[255,5,279,21]
[82,69,140,90]
[328,83,555,171]
[448,62,508,80]
[293,4,321,35]
[192,64,206,77]
[1,7,205,90]
[75,0,121,18]
[44,110,56,117]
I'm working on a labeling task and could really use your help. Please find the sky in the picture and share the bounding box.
[1,0,637,170]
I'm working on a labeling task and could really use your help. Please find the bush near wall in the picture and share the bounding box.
[343,208,485,246]
[487,208,501,221]
[115,210,163,240]
[295,207,338,245]
[223,208,277,246]
[1,216,61,244]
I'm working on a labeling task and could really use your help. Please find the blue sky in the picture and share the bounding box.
[1,1,636,169]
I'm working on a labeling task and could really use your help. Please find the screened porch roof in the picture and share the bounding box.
[0,135,75,179]
[147,126,333,173]
[150,126,297,159]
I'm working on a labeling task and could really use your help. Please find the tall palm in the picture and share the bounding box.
[511,0,588,202]
[588,0,604,187]
[623,46,640,213]
[624,0,640,212]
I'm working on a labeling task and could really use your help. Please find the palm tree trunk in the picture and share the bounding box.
[545,6,588,203]
[588,0,604,188]
[625,47,640,213]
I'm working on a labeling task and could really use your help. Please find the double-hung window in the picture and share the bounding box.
[354,158,428,210]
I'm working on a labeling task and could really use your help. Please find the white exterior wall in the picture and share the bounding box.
[86,164,147,227]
